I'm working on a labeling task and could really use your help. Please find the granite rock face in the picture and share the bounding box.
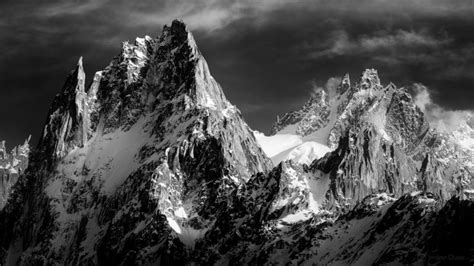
[0,137,30,209]
[38,57,88,163]
[271,90,330,137]
[0,20,472,266]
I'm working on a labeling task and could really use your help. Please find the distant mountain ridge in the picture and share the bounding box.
[258,68,472,206]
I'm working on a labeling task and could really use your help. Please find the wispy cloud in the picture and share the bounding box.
[121,0,294,32]
[35,0,108,17]
[309,29,450,59]
[22,0,474,33]
[311,76,342,102]
[360,30,449,50]
[412,84,473,133]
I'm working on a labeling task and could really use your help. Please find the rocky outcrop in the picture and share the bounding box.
[271,90,330,136]
[0,137,30,209]
[38,57,88,164]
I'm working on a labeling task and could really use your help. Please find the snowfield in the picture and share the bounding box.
[254,131,331,165]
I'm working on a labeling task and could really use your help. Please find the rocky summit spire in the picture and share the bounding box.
[270,66,471,207]
[360,68,381,90]
[92,19,230,133]
[38,56,88,164]
[160,20,200,58]
[147,19,230,111]
[336,73,351,94]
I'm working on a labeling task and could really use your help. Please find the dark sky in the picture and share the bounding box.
[1,0,473,147]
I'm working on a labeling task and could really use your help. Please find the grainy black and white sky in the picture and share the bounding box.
[1,0,473,146]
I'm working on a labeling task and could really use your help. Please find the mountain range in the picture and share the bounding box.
[0,20,472,265]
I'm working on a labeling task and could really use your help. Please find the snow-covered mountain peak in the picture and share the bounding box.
[259,69,471,208]
[77,56,84,69]
[36,56,88,163]
[161,20,199,56]
[360,68,381,90]
[120,37,153,85]
[453,113,474,151]
[265,68,392,164]
[162,20,191,42]
[146,20,231,112]
[336,73,351,95]
[72,56,86,95]
[0,20,275,264]
[0,137,31,166]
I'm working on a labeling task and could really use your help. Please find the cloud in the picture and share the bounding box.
[24,0,474,33]
[311,76,342,103]
[35,0,108,17]
[360,30,449,50]
[413,85,432,112]
[121,0,297,32]
[309,29,450,59]
[309,30,351,58]
[412,84,472,133]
